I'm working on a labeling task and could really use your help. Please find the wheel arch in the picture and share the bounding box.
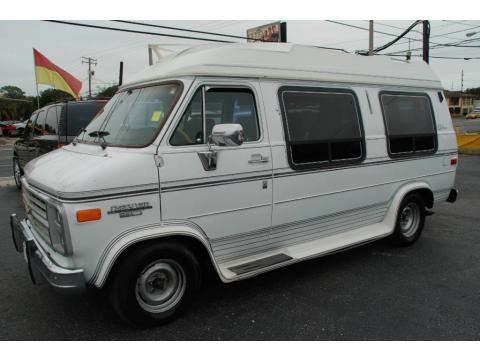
[91,224,221,288]
[383,181,434,235]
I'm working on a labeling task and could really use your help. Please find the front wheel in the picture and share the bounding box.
[108,242,202,327]
[389,193,426,246]
[13,158,22,190]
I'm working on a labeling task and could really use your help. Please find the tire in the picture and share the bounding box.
[13,158,22,190]
[389,193,426,246]
[108,241,202,327]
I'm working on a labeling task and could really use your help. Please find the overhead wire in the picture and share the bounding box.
[45,20,234,43]
[112,20,259,41]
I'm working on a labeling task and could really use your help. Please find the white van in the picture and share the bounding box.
[10,43,458,327]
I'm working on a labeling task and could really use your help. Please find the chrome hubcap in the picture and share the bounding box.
[135,259,186,313]
[400,202,420,237]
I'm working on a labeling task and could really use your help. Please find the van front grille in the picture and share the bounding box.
[22,187,51,244]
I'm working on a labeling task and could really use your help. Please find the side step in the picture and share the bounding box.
[228,253,293,275]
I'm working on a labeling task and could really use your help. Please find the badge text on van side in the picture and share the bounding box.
[107,202,153,218]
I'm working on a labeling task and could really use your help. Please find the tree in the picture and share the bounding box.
[38,88,74,108]
[0,85,34,121]
[465,87,480,97]
[95,85,118,99]
[0,85,26,99]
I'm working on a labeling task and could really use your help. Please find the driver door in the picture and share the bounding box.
[158,82,273,263]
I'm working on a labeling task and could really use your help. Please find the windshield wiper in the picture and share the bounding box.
[88,130,110,149]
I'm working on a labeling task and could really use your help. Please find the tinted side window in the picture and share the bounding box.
[45,106,61,135]
[380,93,436,156]
[24,112,38,137]
[33,110,46,136]
[279,87,364,169]
[170,87,260,146]
[64,102,106,136]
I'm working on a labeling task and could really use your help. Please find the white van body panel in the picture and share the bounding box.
[19,44,458,288]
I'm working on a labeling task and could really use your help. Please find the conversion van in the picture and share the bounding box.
[10,43,458,327]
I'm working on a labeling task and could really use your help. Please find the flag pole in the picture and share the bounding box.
[33,48,40,109]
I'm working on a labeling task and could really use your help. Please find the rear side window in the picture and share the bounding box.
[380,93,436,156]
[33,110,46,136]
[45,106,61,135]
[279,87,364,170]
[64,102,106,136]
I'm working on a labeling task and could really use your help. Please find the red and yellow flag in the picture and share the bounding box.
[33,49,82,99]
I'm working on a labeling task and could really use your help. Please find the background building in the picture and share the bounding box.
[444,90,477,116]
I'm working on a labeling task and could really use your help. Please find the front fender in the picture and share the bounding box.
[90,221,214,287]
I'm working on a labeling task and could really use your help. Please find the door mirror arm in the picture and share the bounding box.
[198,135,217,171]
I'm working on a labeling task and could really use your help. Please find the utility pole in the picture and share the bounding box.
[81,56,97,99]
[422,20,430,64]
[368,20,374,56]
[461,70,464,92]
[118,61,124,86]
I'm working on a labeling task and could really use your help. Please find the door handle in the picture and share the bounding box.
[248,154,269,164]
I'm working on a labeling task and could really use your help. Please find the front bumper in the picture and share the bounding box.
[10,214,85,292]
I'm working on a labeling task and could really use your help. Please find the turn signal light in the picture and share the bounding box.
[76,208,102,223]
[451,158,458,166]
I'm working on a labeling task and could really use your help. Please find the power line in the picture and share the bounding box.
[385,36,480,55]
[442,20,480,27]
[113,20,257,41]
[372,20,480,42]
[45,20,233,43]
[387,54,480,60]
[358,20,424,55]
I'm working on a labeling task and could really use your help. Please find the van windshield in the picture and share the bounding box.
[80,83,182,147]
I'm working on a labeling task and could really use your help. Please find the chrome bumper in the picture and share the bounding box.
[10,214,85,292]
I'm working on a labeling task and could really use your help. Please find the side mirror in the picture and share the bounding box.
[210,123,244,147]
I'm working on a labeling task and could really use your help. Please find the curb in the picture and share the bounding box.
[0,177,15,187]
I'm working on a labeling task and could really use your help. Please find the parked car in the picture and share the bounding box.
[0,120,18,136]
[11,119,29,137]
[465,108,480,119]
[10,44,458,327]
[12,100,107,189]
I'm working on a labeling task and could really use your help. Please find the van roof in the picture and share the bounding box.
[123,43,442,90]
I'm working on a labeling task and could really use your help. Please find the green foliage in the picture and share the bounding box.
[95,85,118,99]
[465,87,480,96]
[37,88,75,108]
[0,85,26,99]
[0,85,34,121]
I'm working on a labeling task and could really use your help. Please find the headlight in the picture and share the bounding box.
[46,203,70,255]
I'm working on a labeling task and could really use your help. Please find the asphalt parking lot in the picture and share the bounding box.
[453,118,480,134]
[0,151,479,340]
[0,138,15,178]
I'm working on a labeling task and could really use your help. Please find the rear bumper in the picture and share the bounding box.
[447,188,458,203]
[10,214,85,293]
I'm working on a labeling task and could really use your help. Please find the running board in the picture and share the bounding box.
[228,253,293,275]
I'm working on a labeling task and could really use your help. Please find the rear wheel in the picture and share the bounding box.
[13,158,22,190]
[108,242,202,327]
[389,193,426,246]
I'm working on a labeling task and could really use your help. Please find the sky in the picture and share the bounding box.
[1,20,480,97]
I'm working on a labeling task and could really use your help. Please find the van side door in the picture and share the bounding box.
[268,84,389,249]
[158,81,273,264]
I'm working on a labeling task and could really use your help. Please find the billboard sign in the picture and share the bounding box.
[247,22,286,42]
